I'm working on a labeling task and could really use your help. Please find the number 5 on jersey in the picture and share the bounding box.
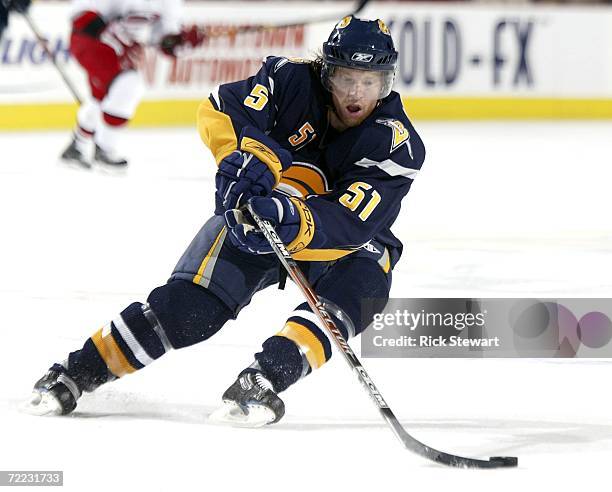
[339,182,381,221]
[244,84,269,111]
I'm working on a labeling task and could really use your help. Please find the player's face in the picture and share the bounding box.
[329,67,383,129]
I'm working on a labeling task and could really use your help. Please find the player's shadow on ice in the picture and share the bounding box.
[26,389,610,460]
[279,418,612,460]
[67,393,215,425]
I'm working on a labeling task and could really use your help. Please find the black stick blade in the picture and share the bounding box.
[489,456,519,468]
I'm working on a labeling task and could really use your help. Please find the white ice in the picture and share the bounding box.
[1,121,611,491]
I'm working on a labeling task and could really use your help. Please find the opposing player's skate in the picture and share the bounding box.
[209,369,285,427]
[21,364,81,416]
[94,144,128,168]
[60,138,92,169]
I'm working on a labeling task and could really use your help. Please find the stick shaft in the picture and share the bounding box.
[21,12,82,104]
[205,0,370,38]
[246,204,518,469]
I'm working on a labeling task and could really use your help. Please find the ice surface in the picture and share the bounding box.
[1,122,611,490]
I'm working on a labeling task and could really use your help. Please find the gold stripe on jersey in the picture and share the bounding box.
[193,227,227,286]
[197,99,238,164]
[281,164,329,195]
[287,198,315,253]
[379,247,391,273]
[383,253,391,273]
[376,118,410,153]
[91,326,136,378]
[278,321,326,370]
[240,137,283,185]
[292,248,355,261]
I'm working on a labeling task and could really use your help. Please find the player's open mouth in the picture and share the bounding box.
[346,104,362,114]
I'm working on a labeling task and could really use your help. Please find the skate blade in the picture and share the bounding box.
[208,402,275,428]
[58,157,92,170]
[19,391,62,416]
[93,161,128,176]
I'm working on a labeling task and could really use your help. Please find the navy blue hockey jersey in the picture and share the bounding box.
[197,56,425,267]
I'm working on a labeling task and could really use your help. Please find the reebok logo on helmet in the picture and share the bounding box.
[351,53,374,62]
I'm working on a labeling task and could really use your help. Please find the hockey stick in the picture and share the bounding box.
[20,11,82,104]
[246,203,518,469]
[204,0,370,38]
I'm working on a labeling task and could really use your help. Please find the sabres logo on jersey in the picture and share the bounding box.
[376,118,413,157]
[278,162,330,198]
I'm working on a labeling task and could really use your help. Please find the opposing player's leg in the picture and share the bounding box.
[60,98,100,169]
[94,70,144,168]
[60,18,142,169]
[214,245,392,426]
[25,216,281,416]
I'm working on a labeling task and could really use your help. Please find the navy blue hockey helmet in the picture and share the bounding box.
[322,16,398,98]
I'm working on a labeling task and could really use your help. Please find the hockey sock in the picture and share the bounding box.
[73,98,100,153]
[94,112,128,154]
[73,126,94,154]
[254,258,390,393]
[63,281,233,391]
[94,70,143,154]
[254,302,346,392]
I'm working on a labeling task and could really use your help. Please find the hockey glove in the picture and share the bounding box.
[99,21,143,70]
[215,127,292,214]
[160,25,206,57]
[224,193,315,255]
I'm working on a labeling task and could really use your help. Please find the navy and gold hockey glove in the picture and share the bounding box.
[215,127,292,214]
[224,193,314,255]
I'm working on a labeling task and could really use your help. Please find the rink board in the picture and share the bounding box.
[4,97,612,130]
[1,1,612,127]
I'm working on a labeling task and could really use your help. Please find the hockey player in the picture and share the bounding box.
[26,16,425,426]
[0,0,30,39]
[60,0,204,169]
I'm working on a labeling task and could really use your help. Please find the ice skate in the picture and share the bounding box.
[94,144,128,170]
[209,369,285,427]
[60,138,92,169]
[21,364,81,416]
